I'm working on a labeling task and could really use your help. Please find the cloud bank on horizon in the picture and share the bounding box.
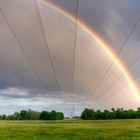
[0,0,140,115]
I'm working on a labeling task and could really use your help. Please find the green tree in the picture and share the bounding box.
[50,110,57,120]
[14,112,20,120]
[2,114,6,120]
[56,112,64,120]
[19,110,29,120]
[81,108,95,120]
[28,110,40,120]
[40,111,50,120]
[137,107,140,118]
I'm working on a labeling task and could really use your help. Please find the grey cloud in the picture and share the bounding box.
[0,0,140,115]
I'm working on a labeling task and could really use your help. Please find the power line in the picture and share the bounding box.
[34,0,62,97]
[86,15,140,102]
[101,71,140,105]
[121,35,140,59]
[71,0,79,117]
[92,56,140,105]
[91,35,140,104]
[0,9,48,92]
[72,0,79,96]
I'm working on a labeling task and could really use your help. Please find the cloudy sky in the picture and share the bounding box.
[0,0,140,116]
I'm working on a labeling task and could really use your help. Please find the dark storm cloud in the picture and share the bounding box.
[78,0,140,52]
[0,87,44,99]
[49,0,77,16]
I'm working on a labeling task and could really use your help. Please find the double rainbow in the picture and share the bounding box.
[39,0,140,101]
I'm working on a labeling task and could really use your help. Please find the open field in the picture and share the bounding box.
[0,120,140,140]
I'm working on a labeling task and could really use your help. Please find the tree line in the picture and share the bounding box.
[0,110,64,120]
[1,107,140,120]
[81,107,140,120]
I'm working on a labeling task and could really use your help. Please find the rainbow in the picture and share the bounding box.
[39,0,140,100]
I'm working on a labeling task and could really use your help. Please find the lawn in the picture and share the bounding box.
[0,119,140,140]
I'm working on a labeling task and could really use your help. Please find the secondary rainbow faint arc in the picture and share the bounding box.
[39,0,140,100]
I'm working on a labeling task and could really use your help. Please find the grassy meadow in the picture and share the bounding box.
[0,119,140,140]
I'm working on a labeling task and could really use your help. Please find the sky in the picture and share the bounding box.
[0,0,140,116]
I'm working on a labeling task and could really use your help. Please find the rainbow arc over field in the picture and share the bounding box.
[39,0,140,101]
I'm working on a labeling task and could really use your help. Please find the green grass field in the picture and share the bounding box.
[0,119,140,140]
